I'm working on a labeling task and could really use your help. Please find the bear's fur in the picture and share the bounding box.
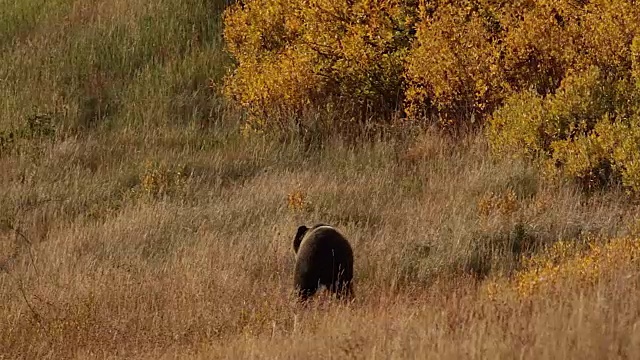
[293,224,354,301]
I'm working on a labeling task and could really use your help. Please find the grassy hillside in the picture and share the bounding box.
[1,1,640,358]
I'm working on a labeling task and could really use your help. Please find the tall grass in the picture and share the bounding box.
[1,1,640,358]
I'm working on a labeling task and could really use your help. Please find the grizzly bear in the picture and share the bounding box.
[293,224,354,301]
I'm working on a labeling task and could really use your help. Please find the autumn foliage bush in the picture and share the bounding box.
[485,0,640,193]
[486,235,640,299]
[223,0,417,132]
[224,0,640,191]
[488,51,640,192]
[404,1,503,125]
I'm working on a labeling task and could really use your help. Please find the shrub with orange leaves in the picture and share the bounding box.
[223,0,417,133]
[224,0,640,139]
[287,189,311,212]
[485,236,640,300]
[488,64,640,193]
[515,236,640,298]
[485,1,640,193]
[404,0,508,127]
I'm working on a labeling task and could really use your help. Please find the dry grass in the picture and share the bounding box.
[3,125,640,359]
[2,1,640,359]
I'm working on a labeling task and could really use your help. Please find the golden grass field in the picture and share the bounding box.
[2,1,640,359]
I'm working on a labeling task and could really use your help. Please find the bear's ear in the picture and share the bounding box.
[293,225,309,254]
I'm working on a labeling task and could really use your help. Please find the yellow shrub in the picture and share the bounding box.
[484,1,640,192]
[287,189,312,212]
[488,64,640,192]
[404,0,506,126]
[633,36,640,88]
[139,160,189,198]
[610,117,640,193]
[485,236,640,299]
[404,0,592,125]
[223,0,417,132]
[578,1,640,73]
[477,189,519,217]
[515,237,640,298]
[485,89,549,161]
[224,0,640,134]
[499,0,581,93]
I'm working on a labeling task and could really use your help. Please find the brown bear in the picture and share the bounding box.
[293,224,354,301]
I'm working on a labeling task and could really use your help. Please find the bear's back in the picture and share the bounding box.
[298,226,352,260]
[296,226,353,278]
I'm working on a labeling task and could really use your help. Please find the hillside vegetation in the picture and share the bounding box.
[1,0,640,358]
